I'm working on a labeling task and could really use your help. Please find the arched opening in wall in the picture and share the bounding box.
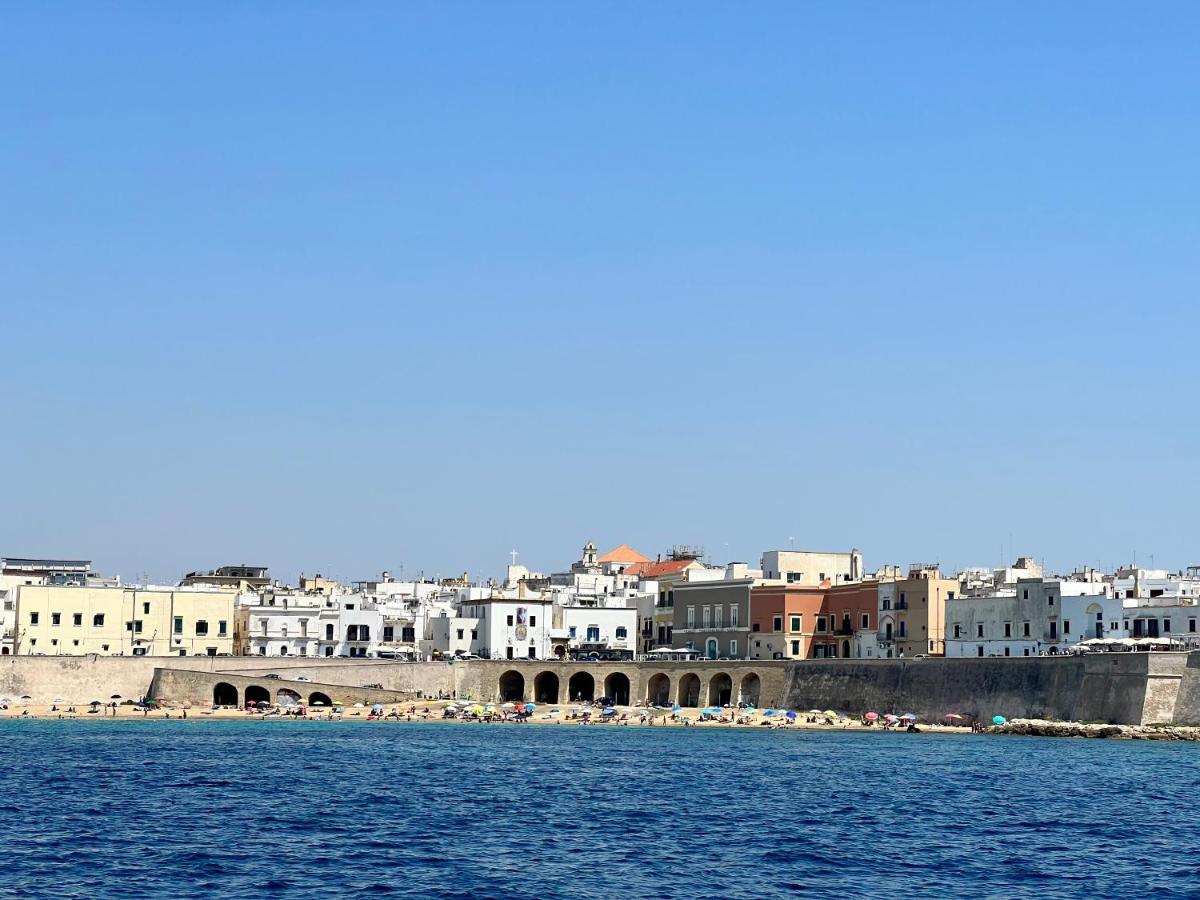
[646,673,671,706]
[708,672,733,706]
[308,691,332,707]
[678,673,701,707]
[0,647,8,655]
[534,671,560,704]
[553,645,566,659]
[739,673,761,706]
[244,684,271,707]
[1087,603,1104,639]
[213,682,238,706]
[705,638,718,660]
[841,640,851,658]
[277,688,302,707]
[604,672,630,706]
[498,670,525,702]
[568,672,595,702]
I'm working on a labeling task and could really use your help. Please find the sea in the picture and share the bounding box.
[0,720,1197,899]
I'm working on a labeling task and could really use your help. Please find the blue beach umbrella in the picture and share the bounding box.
[763,709,777,716]
[785,711,797,720]
[602,707,617,716]
[992,715,1007,725]
[671,705,683,713]
[524,703,536,712]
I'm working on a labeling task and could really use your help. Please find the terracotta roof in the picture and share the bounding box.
[598,544,651,564]
[637,558,698,579]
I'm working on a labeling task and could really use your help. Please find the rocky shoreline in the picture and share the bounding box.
[992,718,1200,741]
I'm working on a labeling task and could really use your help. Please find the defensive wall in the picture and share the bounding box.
[5,653,1200,725]
[781,652,1195,726]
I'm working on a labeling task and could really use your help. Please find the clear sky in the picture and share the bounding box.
[2,4,1198,585]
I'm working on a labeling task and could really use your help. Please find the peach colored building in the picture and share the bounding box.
[750,580,879,659]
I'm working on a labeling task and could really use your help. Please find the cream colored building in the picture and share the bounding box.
[11,584,237,657]
[759,549,863,586]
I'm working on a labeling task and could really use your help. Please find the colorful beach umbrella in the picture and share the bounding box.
[785,711,797,720]
[524,703,536,712]
[865,712,879,720]
[992,715,1007,725]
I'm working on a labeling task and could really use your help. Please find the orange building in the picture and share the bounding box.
[750,580,878,659]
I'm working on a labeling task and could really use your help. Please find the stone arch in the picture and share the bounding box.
[244,684,271,706]
[677,673,701,707]
[277,688,302,707]
[534,671,560,704]
[568,671,595,702]
[708,672,733,706]
[604,672,630,706]
[498,670,525,702]
[213,682,238,706]
[308,691,332,706]
[739,672,761,706]
[646,672,671,706]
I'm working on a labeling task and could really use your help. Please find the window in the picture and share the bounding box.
[1049,621,1057,639]
[615,626,627,640]
[730,605,739,628]
[195,620,209,636]
[1190,619,1197,633]
[752,623,761,632]
[729,639,737,656]
[143,602,150,614]
[1023,589,1029,600]
[1004,622,1012,638]
[977,646,984,657]
[28,612,39,626]
[713,606,722,628]
[51,638,58,646]
[568,626,577,639]
[1023,622,1031,637]
[529,615,536,627]
[686,607,695,628]
[947,591,955,600]
[51,613,61,626]
[506,615,514,626]
[298,619,307,637]
[325,623,334,640]
[1004,647,1011,656]
[586,625,600,642]
[135,621,143,633]
[93,614,104,627]
[976,624,984,638]
[899,621,906,637]
[173,616,183,635]
[384,626,395,642]
[702,607,711,628]
[72,613,82,626]
[219,621,228,637]
[456,629,464,640]
[816,617,827,633]
[789,616,800,631]
[299,646,307,656]
[773,615,783,632]
[1048,595,1055,607]
[1064,620,1071,635]
[860,613,869,629]
[101,644,109,652]
[471,629,478,640]
[953,624,961,638]
[899,592,905,605]
[259,646,267,656]
[1164,619,1171,633]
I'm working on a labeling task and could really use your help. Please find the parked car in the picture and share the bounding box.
[264,673,281,679]
[455,653,481,660]
[295,676,312,682]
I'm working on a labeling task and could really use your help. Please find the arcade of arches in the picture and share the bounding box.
[495,666,776,707]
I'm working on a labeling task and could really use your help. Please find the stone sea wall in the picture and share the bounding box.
[780,652,1197,726]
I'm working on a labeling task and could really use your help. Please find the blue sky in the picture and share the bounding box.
[2,4,1198,584]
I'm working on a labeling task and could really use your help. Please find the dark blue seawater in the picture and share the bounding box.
[1,721,1199,898]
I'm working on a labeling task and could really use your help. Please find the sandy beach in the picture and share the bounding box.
[0,698,974,734]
